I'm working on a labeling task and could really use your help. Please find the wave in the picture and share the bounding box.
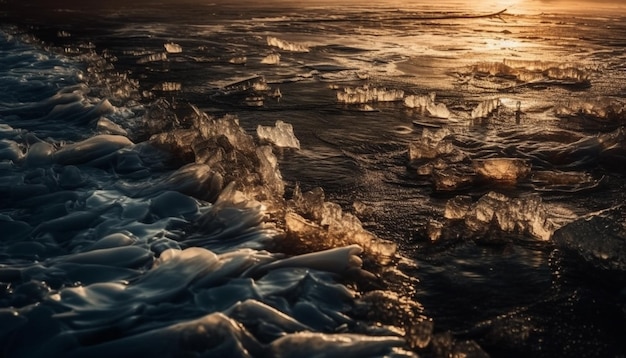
[0,28,437,358]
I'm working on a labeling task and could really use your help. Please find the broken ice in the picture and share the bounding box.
[471,98,501,119]
[337,86,405,104]
[472,158,531,182]
[404,93,450,119]
[257,120,301,149]
[164,42,183,54]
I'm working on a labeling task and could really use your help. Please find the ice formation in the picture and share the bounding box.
[137,52,167,64]
[404,93,450,119]
[149,107,285,203]
[459,60,592,90]
[285,186,397,263]
[408,128,454,161]
[554,98,626,121]
[337,85,405,104]
[471,98,501,119]
[223,75,269,94]
[448,191,556,241]
[266,36,309,52]
[152,82,182,91]
[164,42,183,54]
[472,158,531,182]
[256,120,301,149]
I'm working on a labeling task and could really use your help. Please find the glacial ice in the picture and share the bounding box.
[471,98,501,119]
[404,93,450,119]
[256,120,301,149]
[337,85,405,104]
[266,36,309,52]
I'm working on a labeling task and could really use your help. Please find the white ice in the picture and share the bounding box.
[256,120,301,149]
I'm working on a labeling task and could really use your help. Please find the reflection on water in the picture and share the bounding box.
[1,1,626,357]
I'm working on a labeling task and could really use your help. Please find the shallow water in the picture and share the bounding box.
[1,1,626,357]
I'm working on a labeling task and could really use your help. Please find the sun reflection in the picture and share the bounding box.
[484,38,526,50]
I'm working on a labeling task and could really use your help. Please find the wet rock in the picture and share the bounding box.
[553,205,626,271]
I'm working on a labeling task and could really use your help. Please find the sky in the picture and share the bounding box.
[2,0,624,13]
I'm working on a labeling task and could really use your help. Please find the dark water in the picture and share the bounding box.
[1,1,626,357]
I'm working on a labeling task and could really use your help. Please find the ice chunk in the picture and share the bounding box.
[555,98,626,121]
[404,93,450,119]
[286,186,396,262]
[472,158,531,182]
[462,191,555,241]
[164,42,182,54]
[444,195,472,220]
[261,53,281,65]
[223,75,269,94]
[256,120,300,149]
[137,52,167,64]
[337,85,404,104]
[152,82,181,92]
[408,128,453,161]
[464,59,592,88]
[267,36,309,52]
[256,145,285,199]
[471,98,501,119]
[432,165,476,191]
[427,220,444,242]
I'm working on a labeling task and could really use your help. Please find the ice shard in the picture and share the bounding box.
[336,86,404,104]
[404,93,450,119]
[460,191,555,241]
[164,42,182,54]
[256,120,301,149]
[471,98,501,119]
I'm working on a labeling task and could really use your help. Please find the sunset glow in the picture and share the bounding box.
[1,0,625,357]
